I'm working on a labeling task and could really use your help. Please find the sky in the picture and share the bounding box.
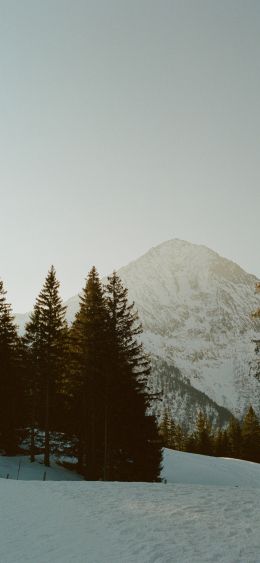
[0,0,259,312]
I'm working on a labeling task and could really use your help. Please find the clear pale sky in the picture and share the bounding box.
[0,0,259,312]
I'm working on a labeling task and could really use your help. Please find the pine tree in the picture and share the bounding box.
[241,405,260,463]
[185,431,197,454]
[68,269,162,481]
[214,429,224,457]
[227,417,241,459]
[174,423,186,451]
[159,410,171,447]
[168,419,177,450]
[24,267,67,466]
[251,282,260,380]
[194,411,213,455]
[0,280,21,454]
[69,266,110,479]
[23,305,42,462]
[104,271,162,481]
[220,429,229,457]
[213,428,229,457]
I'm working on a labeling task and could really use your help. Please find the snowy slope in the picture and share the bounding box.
[0,455,83,481]
[163,448,260,487]
[1,449,260,563]
[16,239,260,422]
[2,449,260,487]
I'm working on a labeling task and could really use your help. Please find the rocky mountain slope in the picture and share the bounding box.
[16,239,260,425]
[117,240,260,419]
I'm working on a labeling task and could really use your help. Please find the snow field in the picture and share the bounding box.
[0,455,83,481]
[0,449,260,562]
[163,449,260,488]
[0,480,259,563]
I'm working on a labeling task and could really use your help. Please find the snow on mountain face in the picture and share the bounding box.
[16,239,260,422]
[117,240,260,418]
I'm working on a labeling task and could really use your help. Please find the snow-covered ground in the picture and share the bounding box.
[1,479,260,563]
[163,448,260,488]
[0,454,82,481]
[0,450,260,563]
[1,449,259,487]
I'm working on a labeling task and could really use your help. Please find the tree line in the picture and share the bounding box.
[0,267,162,481]
[159,406,260,463]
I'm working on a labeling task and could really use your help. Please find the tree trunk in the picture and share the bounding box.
[44,380,50,467]
[30,427,35,463]
[30,392,36,463]
[103,405,108,481]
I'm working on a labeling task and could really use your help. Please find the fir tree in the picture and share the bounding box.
[227,417,241,459]
[168,419,177,450]
[214,429,224,457]
[185,432,197,454]
[159,410,172,447]
[105,271,162,481]
[24,267,67,466]
[0,280,21,454]
[194,411,213,455]
[220,429,229,457]
[69,266,110,479]
[241,405,260,463]
[23,305,42,462]
[176,423,187,451]
[251,282,260,380]
[213,428,230,457]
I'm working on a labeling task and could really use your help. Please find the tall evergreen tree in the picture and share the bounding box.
[214,428,225,457]
[227,417,241,459]
[69,266,110,479]
[105,271,162,481]
[251,282,260,380]
[194,411,213,455]
[174,423,186,452]
[241,405,260,463]
[159,410,171,447]
[24,267,67,466]
[0,280,21,454]
[68,269,162,481]
[23,305,42,462]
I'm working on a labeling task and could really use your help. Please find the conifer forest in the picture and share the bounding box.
[0,266,259,479]
[0,267,162,481]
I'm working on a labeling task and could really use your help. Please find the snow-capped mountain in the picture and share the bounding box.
[16,239,260,424]
[117,239,260,420]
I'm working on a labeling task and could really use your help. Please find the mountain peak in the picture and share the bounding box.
[119,238,255,290]
[123,238,221,272]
